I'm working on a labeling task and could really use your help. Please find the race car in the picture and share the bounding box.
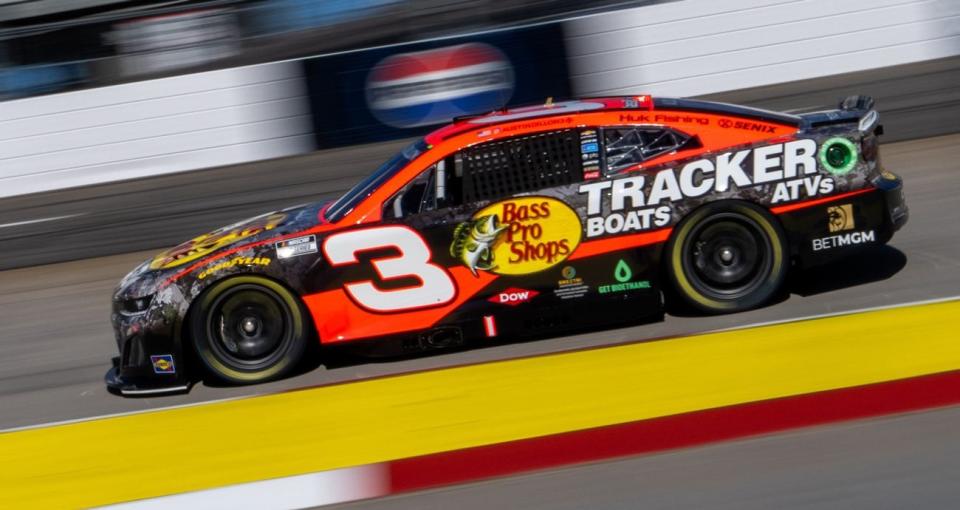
[107,95,907,395]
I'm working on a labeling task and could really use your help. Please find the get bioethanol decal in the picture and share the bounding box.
[451,197,582,276]
[579,139,840,238]
[598,260,651,294]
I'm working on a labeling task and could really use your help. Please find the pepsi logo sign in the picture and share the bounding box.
[488,287,539,306]
[366,43,514,128]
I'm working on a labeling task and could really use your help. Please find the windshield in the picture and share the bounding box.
[324,139,429,222]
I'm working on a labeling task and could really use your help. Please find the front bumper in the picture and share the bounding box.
[105,357,191,396]
[106,301,192,396]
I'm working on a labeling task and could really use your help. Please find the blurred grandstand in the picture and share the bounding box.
[0,0,663,100]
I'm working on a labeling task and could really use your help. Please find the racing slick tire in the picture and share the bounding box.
[665,201,788,314]
[189,276,309,384]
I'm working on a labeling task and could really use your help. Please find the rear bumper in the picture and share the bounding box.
[779,172,907,267]
[878,171,909,232]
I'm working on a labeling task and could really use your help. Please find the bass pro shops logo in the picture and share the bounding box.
[451,197,582,276]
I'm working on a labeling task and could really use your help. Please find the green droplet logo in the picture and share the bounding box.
[614,259,632,283]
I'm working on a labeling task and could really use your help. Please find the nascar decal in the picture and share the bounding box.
[276,235,318,259]
[451,197,582,276]
[149,212,286,270]
[580,139,836,238]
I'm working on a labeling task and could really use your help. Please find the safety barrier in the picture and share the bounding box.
[565,0,960,97]
[1,0,958,199]
[0,61,314,198]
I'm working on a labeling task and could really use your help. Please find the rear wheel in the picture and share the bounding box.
[666,202,787,314]
[190,276,308,384]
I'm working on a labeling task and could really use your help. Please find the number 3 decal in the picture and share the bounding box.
[323,226,456,312]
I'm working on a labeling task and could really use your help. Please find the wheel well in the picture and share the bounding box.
[665,199,790,256]
[659,198,791,313]
[179,274,320,376]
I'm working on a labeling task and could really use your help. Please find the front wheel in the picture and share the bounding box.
[665,202,788,314]
[190,276,309,384]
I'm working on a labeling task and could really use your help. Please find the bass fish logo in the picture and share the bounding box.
[450,215,506,275]
[451,197,582,276]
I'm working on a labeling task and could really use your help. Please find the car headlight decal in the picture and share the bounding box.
[121,295,154,315]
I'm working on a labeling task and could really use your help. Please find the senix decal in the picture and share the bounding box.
[579,139,836,238]
[451,197,582,276]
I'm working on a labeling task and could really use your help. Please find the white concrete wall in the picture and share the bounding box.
[565,0,960,97]
[4,0,958,198]
[0,61,315,198]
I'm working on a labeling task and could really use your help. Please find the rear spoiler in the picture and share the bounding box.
[840,95,881,135]
[802,95,882,135]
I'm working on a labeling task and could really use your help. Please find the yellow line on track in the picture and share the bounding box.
[3,300,960,509]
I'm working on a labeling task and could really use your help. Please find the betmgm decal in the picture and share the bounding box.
[579,139,851,238]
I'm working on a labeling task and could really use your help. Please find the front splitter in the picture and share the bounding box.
[104,364,191,396]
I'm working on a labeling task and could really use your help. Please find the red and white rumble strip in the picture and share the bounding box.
[99,368,960,510]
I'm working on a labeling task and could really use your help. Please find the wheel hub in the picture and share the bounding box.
[718,246,736,265]
[209,290,288,363]
[684,215,770,298]
[240,316,260,336]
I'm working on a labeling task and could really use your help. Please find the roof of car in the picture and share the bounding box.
[424,95,801,145]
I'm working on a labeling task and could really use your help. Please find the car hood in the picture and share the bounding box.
[115,202,327,300]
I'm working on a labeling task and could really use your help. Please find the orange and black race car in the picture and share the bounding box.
[107,95,907,395]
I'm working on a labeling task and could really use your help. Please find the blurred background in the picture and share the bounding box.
[2,2,960,508]
[1,0,957,270]
[0,0,659,99]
